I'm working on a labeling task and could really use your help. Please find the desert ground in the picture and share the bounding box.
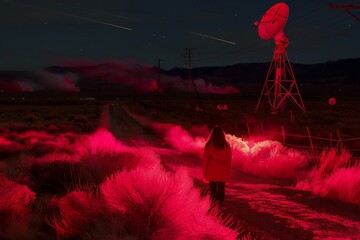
[0,93,359,239]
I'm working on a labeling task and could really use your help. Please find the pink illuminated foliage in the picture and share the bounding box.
[147,119,307,179]
[49,190,121,238]
[50,167,238,239]
[0,111,241,239]
[129,110,359,204]
[296,148,360,204]
[26,128,161,194]
[2,102,359,239]
[0,174,36,238]
[1,126,239,237]
[0,174,35,217]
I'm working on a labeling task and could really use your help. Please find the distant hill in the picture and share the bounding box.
[164,58,360,85]
[0,58,359,96]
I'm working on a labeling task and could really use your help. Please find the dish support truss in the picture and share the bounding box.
[255,42,306,113]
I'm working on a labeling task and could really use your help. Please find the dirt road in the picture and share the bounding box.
[108,104,360,240]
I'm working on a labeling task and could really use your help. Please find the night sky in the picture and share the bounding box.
[1,0,360,70]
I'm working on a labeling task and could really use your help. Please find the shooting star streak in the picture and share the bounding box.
[188,31,237,45]
[7,0,133,31]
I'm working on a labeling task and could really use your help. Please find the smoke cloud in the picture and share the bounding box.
[0,70,79,92]
[60,58,239,94]
[0,58,240,94]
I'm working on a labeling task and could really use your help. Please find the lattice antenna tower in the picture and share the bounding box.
[254,2,306,114]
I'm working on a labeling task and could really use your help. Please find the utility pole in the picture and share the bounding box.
[157,59,161,118]
[184,48,205,114]
[96,76,102,117]
[187,48,193,111]
[329,3,360,22]
[135,65,142,108]
[157,59,161,102]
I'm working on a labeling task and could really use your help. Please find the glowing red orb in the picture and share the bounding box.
[328,97,336,106]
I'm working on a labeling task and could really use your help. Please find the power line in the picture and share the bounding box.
[329,2,360,22]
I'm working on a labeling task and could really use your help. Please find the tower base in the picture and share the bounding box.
[255,46,306,113]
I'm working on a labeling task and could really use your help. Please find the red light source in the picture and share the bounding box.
[328,97,336,106]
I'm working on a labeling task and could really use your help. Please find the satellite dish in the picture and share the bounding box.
[254,3,306,113]
[256,2,289,41]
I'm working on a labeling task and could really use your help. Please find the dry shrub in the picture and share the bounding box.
[30,161,88,195]
[49,190,127,239]
[0,137,22,160]
[150,122,206,158]
[0,174,36,239]
[296,148,360,204]
[28,129,162,194]
[229,137,307,179]
[131,111,308,180]
[29,142,58,157]
[101,167,238,240]
[75,129,161,170]
[0,174,35,216]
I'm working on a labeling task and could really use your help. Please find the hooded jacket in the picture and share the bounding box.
[203,144,232,182]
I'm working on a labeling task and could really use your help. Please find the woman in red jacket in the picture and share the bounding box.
[203,125,232,211]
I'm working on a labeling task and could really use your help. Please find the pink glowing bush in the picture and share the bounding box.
[20,127,159,170]
[75,129,161,177]
[0,136,13,146]
[49,190,118,238]
[101,167,238,239]
[50,167,238,239]
[149,118,307,179]
[0,174,36,239]
[27,129,162,193]
[0,137,22,160]
[0,174,36,217]
[127,109,308,179]
[296,148,360,204]
[161,125,206,158]
[227,135,307,179]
